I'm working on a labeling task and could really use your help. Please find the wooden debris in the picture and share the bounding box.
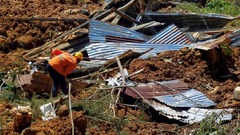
[130,21,164,31]
[195,34,232,50]
[26,72,53,94]
[101,0,138,24]
[111,8,141,25]
[104,50,142,68]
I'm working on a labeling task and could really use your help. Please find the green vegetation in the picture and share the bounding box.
[175,0,240,16]
[193,112,240,135]
[72,88,129,133]
[195,113,228,135]
[174,0,240,29]
[72,86,149,133]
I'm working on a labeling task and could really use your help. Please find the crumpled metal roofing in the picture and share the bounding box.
[149,100,234,124]
[106,73,233,124]
[89,20,149,43]
[229,29,240,46]
[147,24,192,45]
[154,88,216,107]
[123,80,189,99]
[136,12,235,32]
[104,0,113,4]
[85,42,187,64]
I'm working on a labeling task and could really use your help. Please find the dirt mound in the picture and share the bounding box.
[23,111,87,135]
[0,0,101,52]
[128,47,240,108]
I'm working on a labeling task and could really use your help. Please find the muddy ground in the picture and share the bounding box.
[0,0,240,135]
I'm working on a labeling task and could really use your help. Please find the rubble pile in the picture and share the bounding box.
[0,0,240,134]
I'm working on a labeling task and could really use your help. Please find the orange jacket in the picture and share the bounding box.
[51,49,64,58]
[48,49,78,77]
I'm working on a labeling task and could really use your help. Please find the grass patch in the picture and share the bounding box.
[194,112,239,135]
[175,0,240,16]
[174,0,240,29]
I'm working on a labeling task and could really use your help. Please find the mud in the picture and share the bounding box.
[129,47,240,108]
[0,0,102,52]
[0,0,240,134]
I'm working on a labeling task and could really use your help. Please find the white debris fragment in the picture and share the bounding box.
[233,86,240,100]
[40,103,56,121]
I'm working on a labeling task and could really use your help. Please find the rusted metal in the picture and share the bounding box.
[123,80,189,99]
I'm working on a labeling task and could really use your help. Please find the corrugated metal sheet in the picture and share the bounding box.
[147,24,192,45]
[154,88,216,108]
[85,42,187,64]
[89,20,149,43]
[123,80,189,99]
[148,100,233,124]
[105,0,113,4]
[229,29,240,46]
[136,12,234,32]
[14,74,32,87]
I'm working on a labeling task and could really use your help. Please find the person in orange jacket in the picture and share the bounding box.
[47,49,83,97]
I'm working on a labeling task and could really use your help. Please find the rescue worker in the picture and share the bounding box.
[47,49,83,97]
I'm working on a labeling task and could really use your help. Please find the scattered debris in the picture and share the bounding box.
[1,0,240,134]
[136,12,239,32]
[40,103,56,121]
[154,88,216,108]
[13,106,32,133]
[233,86,240,100]
[149,100,234,124]
[147,24,193,45]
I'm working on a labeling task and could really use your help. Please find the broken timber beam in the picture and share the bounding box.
[111,8,141,25]
[102,0,138,24]
[130,21,164,31]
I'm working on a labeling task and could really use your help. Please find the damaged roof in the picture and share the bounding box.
[154,88,216,108]
[229,29,240,46]
[89,20,149,43]
[149,100,234,124]
[147,24,193,45]
[136,12,236,32]
[123,80,189,99]
[84,42,188,63]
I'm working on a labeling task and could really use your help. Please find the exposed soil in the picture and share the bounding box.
[0,0,101,52]
[0,0,240,135]
[128,47,240,108]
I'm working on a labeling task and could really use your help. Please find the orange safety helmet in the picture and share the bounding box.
[74,52,84,60]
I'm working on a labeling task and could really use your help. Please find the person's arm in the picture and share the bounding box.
[51,49,64,58]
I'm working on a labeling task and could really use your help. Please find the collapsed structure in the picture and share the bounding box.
[4,0,240,125]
